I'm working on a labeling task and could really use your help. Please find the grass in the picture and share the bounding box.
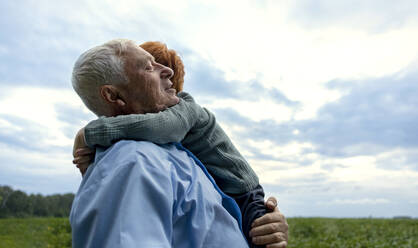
[0,217,417,247]
[287,218,418,248]
[0,218,71,248]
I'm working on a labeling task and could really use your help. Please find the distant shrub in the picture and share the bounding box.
[393,216,412,219]
[0,185,74,219]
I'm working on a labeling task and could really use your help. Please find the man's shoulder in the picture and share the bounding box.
[77,141,180,199]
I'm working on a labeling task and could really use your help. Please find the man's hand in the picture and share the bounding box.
[72,128,95,176]
[249,197,288,248]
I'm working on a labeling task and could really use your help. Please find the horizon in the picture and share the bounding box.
[2,182,417,219]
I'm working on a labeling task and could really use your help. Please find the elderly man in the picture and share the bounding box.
[70,39,288,247]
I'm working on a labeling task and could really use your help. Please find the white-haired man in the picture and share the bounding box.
[70,39,288,248]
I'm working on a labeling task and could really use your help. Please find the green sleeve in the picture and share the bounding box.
[84,92,203,147]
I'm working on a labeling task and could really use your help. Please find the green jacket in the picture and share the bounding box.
[84,92,259,194]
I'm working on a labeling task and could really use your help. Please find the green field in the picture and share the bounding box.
[0,217,417,248]
[287,218,418,248]
[0,218,71,248]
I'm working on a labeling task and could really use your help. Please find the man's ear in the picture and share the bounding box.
[100,85,126,107]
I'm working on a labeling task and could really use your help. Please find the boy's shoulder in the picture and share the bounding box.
[178,91,196,103]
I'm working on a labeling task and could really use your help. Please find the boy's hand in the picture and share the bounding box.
[249,197,288,247]
[73,128,95,176]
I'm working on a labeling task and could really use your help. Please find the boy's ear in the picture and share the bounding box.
[100,85,126,107]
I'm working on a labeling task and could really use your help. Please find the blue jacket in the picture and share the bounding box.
[70,140,249,248]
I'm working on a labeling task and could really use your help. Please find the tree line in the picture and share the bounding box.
[0,185,74,218]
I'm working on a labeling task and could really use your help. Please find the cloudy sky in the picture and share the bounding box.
[1,0,417,217]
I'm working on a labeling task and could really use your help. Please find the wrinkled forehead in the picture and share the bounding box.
[124,44,154,65]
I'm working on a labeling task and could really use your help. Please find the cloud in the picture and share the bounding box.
[0,1,182,89]
[214,107,298,147]
[320,163,347,171]
[184,56,299,108]
[0,92,84,195]
[54,103,95,139]
[0,2,81,88]
[213,66,418,158]
[375,148,418,171]
[288,0,418,32]
[316,198,390,205]
[0,114,50,152]
[0,87,92,149]
[263,180,418,217]
[0,150,79,194]
[303,67,418,156]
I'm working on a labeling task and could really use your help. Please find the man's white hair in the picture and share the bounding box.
[71,39,136,116]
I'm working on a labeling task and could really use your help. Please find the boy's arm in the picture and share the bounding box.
[230,185,267,248]
[233,190,288,247]
[84,92,200,147]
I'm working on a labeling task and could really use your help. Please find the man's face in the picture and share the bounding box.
[119,43,179,114]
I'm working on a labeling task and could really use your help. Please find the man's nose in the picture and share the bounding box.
[159,64,174,79]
